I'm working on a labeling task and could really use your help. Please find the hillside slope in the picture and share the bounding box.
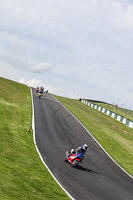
[0,77,70,200]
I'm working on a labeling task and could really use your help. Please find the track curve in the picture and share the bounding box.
[32,88,133,200]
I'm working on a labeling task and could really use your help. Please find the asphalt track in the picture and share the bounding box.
[32,88,133,200]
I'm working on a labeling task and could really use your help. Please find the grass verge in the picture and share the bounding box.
[0,77,70,200]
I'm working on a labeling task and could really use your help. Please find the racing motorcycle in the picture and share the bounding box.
[64,151,84,167]
[36,87,39,93]
[38,92,42,98]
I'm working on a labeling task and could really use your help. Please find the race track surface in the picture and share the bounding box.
[32,88,133,200]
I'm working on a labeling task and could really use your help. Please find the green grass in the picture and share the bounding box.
[54,95,133,177]
[0,77,70,200]
[87,101,133,121]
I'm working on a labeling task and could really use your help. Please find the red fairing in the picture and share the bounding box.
[67,154,80,164]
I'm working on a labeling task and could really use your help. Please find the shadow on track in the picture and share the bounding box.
[75,165,100,174]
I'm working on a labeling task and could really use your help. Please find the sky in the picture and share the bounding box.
[0,0,133,110]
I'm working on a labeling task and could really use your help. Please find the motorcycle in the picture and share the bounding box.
[36,87,39,93]
[64,151,84,167]
[38,92,42,98]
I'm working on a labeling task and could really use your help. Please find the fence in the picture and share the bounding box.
[81,99,133,129]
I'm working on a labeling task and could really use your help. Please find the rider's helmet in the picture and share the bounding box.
[83,144,88,150]
[71,149,75,154]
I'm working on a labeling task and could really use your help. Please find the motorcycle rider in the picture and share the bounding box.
[67,144,88,158]
[40,86,44,91]
[38,88,43,98]
[36,87,39,92]
[39,88,43,94]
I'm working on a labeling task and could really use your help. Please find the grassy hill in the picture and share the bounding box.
[0,77,70,200]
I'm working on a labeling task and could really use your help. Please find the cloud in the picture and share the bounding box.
[30,62,52,73]
[109,2,133,28]
[19,78,59,94]
[0,48,52,74]
[19,78,80,99]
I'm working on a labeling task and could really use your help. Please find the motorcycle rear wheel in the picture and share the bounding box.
[64,156,68,162]
[71,159,79,167]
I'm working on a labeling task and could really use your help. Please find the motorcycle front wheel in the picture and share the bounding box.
[64,156,68,162]
[71,159,79,167]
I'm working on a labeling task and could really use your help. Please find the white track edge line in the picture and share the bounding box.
[30,88,75,200]
[52,95,133,180]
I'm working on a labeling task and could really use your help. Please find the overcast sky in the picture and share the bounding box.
[0,0,133,110]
